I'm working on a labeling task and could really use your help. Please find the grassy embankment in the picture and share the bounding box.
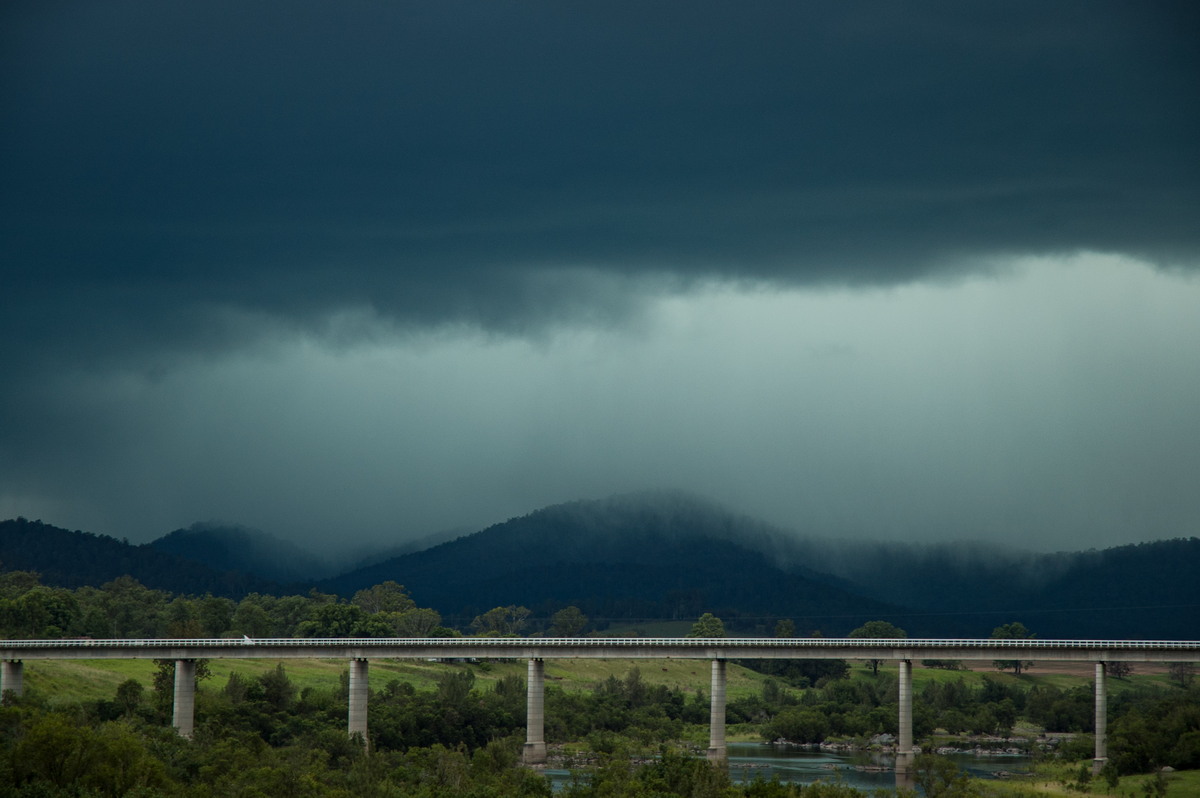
[23,655,773,706]
[24,652,1172,708]
[979,761,1200,797]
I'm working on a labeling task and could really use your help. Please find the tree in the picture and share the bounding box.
[991,621,1035,675]
[152,659,212,713]
[198,595,235,636]
[688,613,726,638]
[774,618,796,638]
[97,576,171,638]
[297,603,373,637]
[1107,661,1134,680]
[391,607,443,637]
[230,601,272,637]
[352,581,416,615]
[114,678,144,716]
[1169,661,1197,688]
[260,663,297,710]
[550,606,588,637]
[848,620,906,676]
[471,605,531,636]
[914,754,976,798]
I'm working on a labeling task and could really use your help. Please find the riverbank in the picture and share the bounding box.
[977,762,1200,796]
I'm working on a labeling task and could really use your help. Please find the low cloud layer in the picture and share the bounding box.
[2,3,1198,554]
[4,255,1198,554]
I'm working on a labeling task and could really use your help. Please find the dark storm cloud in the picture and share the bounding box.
[2,1,1198,375]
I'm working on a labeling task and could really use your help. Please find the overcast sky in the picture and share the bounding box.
[2,1,1198,556]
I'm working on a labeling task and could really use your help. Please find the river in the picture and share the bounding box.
[724,742,1032,791]
[545,743,1033,793]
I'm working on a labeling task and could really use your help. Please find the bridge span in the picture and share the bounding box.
[4,637,1198,776]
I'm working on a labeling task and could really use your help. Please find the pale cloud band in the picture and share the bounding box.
[4,253,1197,553]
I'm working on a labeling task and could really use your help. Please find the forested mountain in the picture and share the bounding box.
[0,518,282,598]
[317,493,1200,639]
[316,492,908,633]
[768,535,1200,639]
[149,522,330,582]
[3,493,1198,639]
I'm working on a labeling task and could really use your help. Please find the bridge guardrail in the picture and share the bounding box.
[2,637,1199,649]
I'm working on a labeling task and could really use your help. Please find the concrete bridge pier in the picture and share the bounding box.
[348,658,369,744]
[172,659,196,738]
[523,658,547,764]
[1,660,23,698]
[707,659,727,763]
[1093,662,1107,775]
[896,659,914,778]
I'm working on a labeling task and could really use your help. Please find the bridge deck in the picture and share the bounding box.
[3,637,1199,662]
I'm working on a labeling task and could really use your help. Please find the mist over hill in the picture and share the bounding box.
[3,491,1197,638]
[765,533,1200,639]
[149,522,332,583]
[317,491,1200,638]
[316,491,904,632]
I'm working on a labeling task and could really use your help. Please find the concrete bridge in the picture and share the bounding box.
[4,636,1199,777]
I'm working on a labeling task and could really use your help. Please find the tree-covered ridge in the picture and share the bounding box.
[5,497,1200,639]
[0,518,285,598]
[314,494,1200,638]
[316,502,907,632]
[149,522,332,583]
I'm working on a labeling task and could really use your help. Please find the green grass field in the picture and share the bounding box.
[22,654,1178,708]
[18,654,779,706]
[856,660,1178,695]
[980,761,1200,797]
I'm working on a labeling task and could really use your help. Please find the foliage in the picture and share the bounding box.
[847,620,906,639]
[0,651,1199,795]
[739,658,849,688]
[689,613,726,638]
[990,621,1035,676]
[1169,661,1197,688]
[0,571,451,641]
[1106,684,1200,774]
[920,676,1023,736]
[350,581,415,614]
[913,754,977,798]
[848,620,906,677]
[471,604,532,636]
[1107,661,1133,680]
[550,605,589,637]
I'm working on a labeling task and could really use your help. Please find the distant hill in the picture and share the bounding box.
[771,535,1200,639]
[4,494,1197,639]
[317,492,907,634]
[317,492,1200,638]
[0,517,282,597]
[149,522,330,583]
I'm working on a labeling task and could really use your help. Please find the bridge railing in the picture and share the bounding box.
[2,636,1199,650]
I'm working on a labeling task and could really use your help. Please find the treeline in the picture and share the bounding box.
[0,570,453,640]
